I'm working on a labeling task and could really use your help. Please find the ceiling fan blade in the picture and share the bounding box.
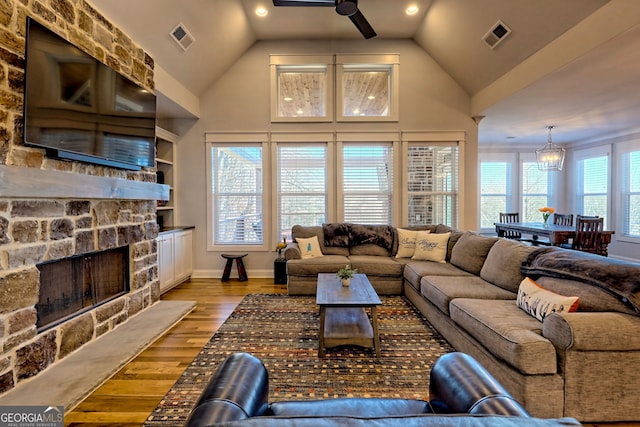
[349,10,377,39]
[273,0,334,6]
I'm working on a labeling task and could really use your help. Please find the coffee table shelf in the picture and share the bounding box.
[316,273,381,358]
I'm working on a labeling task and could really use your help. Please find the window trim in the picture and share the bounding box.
[336,54,400,122]
[205,132,270,252]
[614,139,640,243]
[574,145,611,229]
[270,55,334,123]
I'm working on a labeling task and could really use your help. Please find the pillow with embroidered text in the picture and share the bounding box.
[412,232,450,263]
[296,235,324,259]
[396,228,421,258]
[516,277,579,322]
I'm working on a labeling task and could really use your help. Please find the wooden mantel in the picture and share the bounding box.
[0,164,169,201]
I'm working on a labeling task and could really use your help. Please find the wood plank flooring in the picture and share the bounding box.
[63,278,638,427]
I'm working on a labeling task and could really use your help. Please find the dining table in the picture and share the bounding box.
[494,221,614,256]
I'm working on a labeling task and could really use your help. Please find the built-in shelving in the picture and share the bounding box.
[156,127,178,229]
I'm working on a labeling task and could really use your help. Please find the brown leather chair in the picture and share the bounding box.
[552,213,573,226]
[499,212,521,240]
[570,216,604,255]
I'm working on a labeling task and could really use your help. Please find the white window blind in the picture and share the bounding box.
[278,145,327,240]
[343,144,393,224]
[521,161,549,221]
[578,154,609,222]
[480,162,509,229]
[622,150,640,237]
[407,145,458,227]
[211,145,263,245]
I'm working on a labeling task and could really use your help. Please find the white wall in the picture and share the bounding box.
[176,39,478,278]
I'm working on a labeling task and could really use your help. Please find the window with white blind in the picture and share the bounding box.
[342,144,393,223]
[576,147,609,225]
[521,160,550,221]
[277,145,328,240]
[621,149,640,238]
[407,145,458,227]
[480,161,511,229]
[209,144,264,247]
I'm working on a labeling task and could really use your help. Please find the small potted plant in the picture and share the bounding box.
[336,264,357,287]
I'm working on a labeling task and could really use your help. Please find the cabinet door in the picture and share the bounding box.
[158,233,175,291]
[174,230,193,282]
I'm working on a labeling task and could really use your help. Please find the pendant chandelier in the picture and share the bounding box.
[536,126,565,171]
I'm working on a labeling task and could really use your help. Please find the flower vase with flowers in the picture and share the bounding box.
[275,236,287,259]
[539,207,555,226]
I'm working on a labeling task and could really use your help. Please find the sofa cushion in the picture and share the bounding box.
[450,232,498,275]
[403,261,473,291]
[412,231,450,263]
[449,299,557,375]
[296,236,324,259]
[286,255,350,276]
[348,255,403,277]
[446,231,464,261]
[421,276,517,316]
[517,278,580,322]
[396,228,419,258]
[535,276,638,315]
[350,243,392,257]
[480,239,538,292]
[292,225,348,256]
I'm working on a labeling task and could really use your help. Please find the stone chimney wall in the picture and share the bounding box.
[0,0,160,395]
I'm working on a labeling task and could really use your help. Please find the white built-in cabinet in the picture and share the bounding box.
[158,228,193,293]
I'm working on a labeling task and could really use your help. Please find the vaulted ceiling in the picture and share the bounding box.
[89,0,640,145]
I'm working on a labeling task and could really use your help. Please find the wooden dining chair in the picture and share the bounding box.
[499,212,521,240]
[570,216,604,255]
[553,213,574,226]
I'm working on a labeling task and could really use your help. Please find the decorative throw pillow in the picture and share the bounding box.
[296,236,324,259]
[516,277,580,322]
[412,232,450,263]
[396,228,421,258]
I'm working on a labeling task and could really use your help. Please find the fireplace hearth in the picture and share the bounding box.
[36,246,129,332]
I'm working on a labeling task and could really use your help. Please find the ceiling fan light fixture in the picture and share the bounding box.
[536,126,566,171]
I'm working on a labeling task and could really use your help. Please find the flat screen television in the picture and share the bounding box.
[23,17,156,171]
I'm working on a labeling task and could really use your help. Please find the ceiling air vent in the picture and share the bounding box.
[483,20,511,49]
[170,23,195,51]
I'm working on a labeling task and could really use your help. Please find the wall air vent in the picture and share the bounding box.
[170,23,195,51]
[483,20,511,49]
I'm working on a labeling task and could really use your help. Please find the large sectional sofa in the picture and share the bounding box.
[186,351,581,427]
[284,223,640,422]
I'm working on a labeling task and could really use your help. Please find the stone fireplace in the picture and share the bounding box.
[0,1,167,396]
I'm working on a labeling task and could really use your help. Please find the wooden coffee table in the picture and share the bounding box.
[316,273,382,358]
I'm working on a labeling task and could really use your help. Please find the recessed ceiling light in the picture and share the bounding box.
[256,7,268,17]
[406,5,419,15]
[284,97,293,101]
[367,95,376,100]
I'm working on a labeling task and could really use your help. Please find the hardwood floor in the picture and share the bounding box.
[63,278,637,427]
[64,278,286,426]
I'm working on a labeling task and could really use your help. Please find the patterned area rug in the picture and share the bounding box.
[145,294,454,426]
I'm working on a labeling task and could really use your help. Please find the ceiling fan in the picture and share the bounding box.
[272,0,377,39]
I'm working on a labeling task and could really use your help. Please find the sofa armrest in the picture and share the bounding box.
[543,312,640,351]
[185,352,269,427]
[284,243,301,260]
[429,352,529,416]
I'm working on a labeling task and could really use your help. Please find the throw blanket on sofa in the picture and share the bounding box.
[323,223,395,252]
[521,248,640,314]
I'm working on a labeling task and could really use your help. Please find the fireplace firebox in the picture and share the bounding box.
[36,246,130,332]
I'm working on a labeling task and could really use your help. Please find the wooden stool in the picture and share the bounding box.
[221,253,248,282]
